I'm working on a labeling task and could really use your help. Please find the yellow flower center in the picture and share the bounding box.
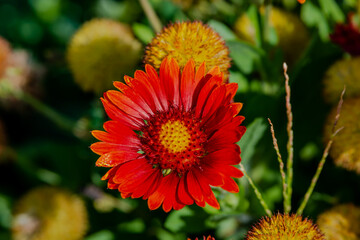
[159,120,191,153]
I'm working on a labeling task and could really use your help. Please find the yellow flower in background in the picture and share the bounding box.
[12,187,88,240]
[144,21,231,81]
[234,6,309,64]
[323,57,360,104]
[324,97,360,174]
[323,204,360,237]
[0,36,11,76]
[245,213,325,240]
[317,204,360,240]
[67,19,142,93]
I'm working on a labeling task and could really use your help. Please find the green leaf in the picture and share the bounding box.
[0,195,11,228]
[207,20,237,41]
[164,206,194,232]
[118,218,145,233]
[85,230,114,240]
[132,23,154,44]
[237,118,267,162]
[229,71,249,93]
[301,2,330,41]
[319,0,345,23]
[227,40,263,74]
[164,206,208,233]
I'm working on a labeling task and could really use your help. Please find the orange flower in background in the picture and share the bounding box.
[297,0,306,4]
[144,22,231,81]
[91,58,246,212]
[0,37,11,76]
[245,213,325,240]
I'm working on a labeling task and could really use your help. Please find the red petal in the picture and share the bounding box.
[162,173,181,212]
[225,83,238,102]
[105,90,149,119]
[230,103,243,117]
[176,172,194,205]
[204,148,241,165]
[101,165,120,180]
[113,81,154,115]
[91,142,138,155]
[201,85,226,122]
[193,168,220,209]
[91,130,140,147]
[194,75,223,118]
[221,177,239,193]
[121,192,132,198]
[204,191,220,209]
[132,170,162,199]
[180,59,196,111]
[194,62,206,85]
[101,98,143,129]
[95,151,140,167]
[145,64,169,111]
[113,158,153,186]
[186,170,204,202]
[147,176,168,210]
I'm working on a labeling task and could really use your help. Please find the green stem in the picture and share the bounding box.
[297,87,345,215]
[296,136,334,215]
[283,63,293,213]
[139,0,162,33]
[268,118,288,212]
[12,90,75,133]
[239,163,272,216]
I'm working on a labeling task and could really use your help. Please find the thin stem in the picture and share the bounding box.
[9,88,75,133]
[239,163,272,216]
[139,0,162,33]
[283,62,294,213]
[268,118,288,212]
[297,87,346,215]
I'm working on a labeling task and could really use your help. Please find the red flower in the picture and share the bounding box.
[91,58,246,212]
[330,13,360,56]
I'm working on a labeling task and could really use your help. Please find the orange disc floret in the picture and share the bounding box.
[91,58,246,212]
[12,187,88,240]
[324,98,360,174]
[144,22,231,81]
[67,19,142,93]
[0,36,11,77]
[317,203,360,240]
[245,213,325,240]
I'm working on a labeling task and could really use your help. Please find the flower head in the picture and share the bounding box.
[234,7,309,64]
[245,213,325,240]
[187,236,215,240]
[324,97,360,174]
[12,187,88,240]
[144,22,231,81]
[323,57,360,104]
[317,203,360,240]
[330,14,360,56]
[0,36,11,76]
[67,19,142,93]
[91,58,246,212]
